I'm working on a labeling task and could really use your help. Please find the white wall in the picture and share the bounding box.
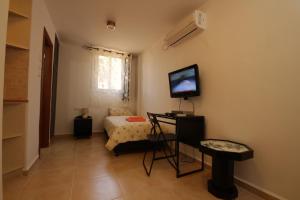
[55,42,137,134]
[25,0,57,170]
[0,1,9,198]
[137,0,300,199]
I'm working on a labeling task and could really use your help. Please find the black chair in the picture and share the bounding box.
[142,112,177,176]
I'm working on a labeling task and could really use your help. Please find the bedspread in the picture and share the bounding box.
[104,116,151,150]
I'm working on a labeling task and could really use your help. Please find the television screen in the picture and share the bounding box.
[168,64,200,98]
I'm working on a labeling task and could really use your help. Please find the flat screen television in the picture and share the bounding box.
[168,64,200,98]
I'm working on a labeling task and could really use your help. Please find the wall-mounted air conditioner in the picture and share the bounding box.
[164,10,207,48]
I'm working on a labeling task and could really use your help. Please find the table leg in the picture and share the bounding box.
[176,140,179,177]
[208,157,238,199]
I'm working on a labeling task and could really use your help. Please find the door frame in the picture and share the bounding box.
[39,28,53,148]
[50,34,59,138]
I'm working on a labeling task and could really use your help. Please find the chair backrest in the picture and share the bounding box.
[146,112,163,135]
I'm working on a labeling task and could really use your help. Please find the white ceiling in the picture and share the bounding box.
[44,0,204,53]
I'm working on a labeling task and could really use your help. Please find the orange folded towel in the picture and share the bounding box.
[126,116,146,122]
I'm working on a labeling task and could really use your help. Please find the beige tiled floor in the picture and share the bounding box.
[4,134,264,200]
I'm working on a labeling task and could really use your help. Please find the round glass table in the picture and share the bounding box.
[199,139,254,199]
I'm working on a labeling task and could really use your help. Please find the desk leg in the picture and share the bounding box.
[176,140,180,177]
[208,157,238,199]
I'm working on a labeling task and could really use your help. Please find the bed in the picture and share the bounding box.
[104,108,152,155]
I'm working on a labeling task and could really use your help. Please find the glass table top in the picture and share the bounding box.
[200,140,250,153]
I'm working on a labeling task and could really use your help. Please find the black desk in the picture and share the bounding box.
[199,139,254,199]
[155,114,206,177]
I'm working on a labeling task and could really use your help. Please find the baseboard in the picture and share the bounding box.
[54,132,72,135]
[234,177,286,200]
[3,168,23,177]
[23,154,39,175]
[181,146,285,200]
[54,130,103,136]
[93,130,103,133]
[54,134,73,138]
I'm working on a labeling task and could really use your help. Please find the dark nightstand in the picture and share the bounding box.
[74,116,92,138]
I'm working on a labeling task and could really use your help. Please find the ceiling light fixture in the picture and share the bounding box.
[107,20,116,31]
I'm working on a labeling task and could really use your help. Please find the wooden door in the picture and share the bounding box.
[39,29,53,148]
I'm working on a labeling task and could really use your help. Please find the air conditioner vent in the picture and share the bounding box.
[164,10,207,48]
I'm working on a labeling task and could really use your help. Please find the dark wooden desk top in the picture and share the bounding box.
[155,113,203,119]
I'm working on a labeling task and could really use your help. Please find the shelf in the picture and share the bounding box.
[4,47,29,100]
[6,42,29,50]
[3,133,23,140]
[3,104,26,142]
[3,136,25,174]
[9,9,29,19]
[9,0,32,20]
[7,15,31,49]
[3,0,31,176]
[4,99,28,104]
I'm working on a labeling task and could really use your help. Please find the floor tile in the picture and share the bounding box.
[3,173,30,200]
[71,176,122,200]
[3,133,264,200]
[21,184,72,200]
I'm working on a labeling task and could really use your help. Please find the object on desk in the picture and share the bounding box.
[74,116,92,138]
[199,139,254,199]
[176,113,187,117]
[171,110,194,116]
[164,112,176,117]
[126,116,146,122]
[165,111,193,117]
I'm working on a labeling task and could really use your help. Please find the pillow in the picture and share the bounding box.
[108,107,133,116]
[126,116,146,122]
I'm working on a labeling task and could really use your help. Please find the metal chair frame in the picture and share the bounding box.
[143,112,177,176]
[143,112,205,177]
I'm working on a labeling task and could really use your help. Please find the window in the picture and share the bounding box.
[97,55,123,91]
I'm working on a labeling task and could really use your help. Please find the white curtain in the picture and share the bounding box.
[122,54,132,101]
